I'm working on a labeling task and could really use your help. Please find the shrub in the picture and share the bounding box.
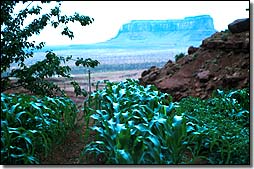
[175,53,185,62]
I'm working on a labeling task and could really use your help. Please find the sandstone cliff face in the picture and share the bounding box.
[139,19,250,101]
[107,15,216,48]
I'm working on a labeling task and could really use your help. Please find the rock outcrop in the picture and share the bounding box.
[139,19,250,101]
[106,15,216,49]
[228,18,250,33]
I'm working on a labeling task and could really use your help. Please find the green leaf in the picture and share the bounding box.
[113,102,119,112]
[15,111,29,124]
[172,115,183,127]
[236,110,249,117]
[147,135,160,147]
[187,125,195,133]
[116,149,133,164]
[30,102,42,113]
[90,126,103,134]
[134,123,153,135]
[10,153,25,159]
[10,103,21,114]
[25,155,39,164]
[115,123,126,133]
[119,89,126,97]
[166,102,174,113]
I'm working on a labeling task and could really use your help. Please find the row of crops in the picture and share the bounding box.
[1,79,250,164]
[1,94,78,164]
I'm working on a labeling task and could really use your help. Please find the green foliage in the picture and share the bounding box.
[81,80,249,164]
[220,30,231,41]
[71,81,88,97]
[75,58,100,68]
[174,53,185,62]
[1,1,99,96]
[1,93,79,164]
[175,88,250,164]
[81,79,192,164]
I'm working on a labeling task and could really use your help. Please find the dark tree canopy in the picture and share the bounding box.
[1,1,99,96]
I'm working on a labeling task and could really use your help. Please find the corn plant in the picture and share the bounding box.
[1,93,79,164]
[81,79,249,164]
[175,88,250,164]
[81,79,194,164]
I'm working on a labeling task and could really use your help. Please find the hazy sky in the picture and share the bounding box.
[22,1,250,46]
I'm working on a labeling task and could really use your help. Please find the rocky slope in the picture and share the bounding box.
[105,15,216,49]
[139,19,250,101]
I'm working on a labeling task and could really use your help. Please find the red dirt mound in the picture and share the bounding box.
[139,30,250,101]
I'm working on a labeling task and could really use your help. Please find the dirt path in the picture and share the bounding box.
[38,69,144,164]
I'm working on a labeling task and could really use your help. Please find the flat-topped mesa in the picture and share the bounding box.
[107,15,217,48]
[119,15,215,33]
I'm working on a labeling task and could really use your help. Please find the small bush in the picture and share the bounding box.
[175,53,185,62]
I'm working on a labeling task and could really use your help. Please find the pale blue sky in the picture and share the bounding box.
[17,1,250,46]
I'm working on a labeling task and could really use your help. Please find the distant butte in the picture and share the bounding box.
[101,15,217,50]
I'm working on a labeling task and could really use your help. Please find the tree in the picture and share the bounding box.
[1,1,99,96]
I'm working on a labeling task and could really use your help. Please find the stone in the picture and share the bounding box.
[232,72,241,77]
[243,38,250,52]
[164,60,174,69]
[200,83,207,88]
[195,93,201,97]
[194,82,199,88]
[213,77,218,81]
[228,18,249,33]
[201,95,207,99]
[202,39,224,49]
[141,70,149,77]
[195,88,202,92]
[223,74,244,85]
[241,62,248,69]
[188,46,199,55]
[150,66,157,70]
[206,83,215,91]
[141,66,160,78]
[197,70,212,82]
[157,77,189,93]
[166,60,173,65]
[243,78,248,85]
[210,64,220,72]
[148,72,158,81]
